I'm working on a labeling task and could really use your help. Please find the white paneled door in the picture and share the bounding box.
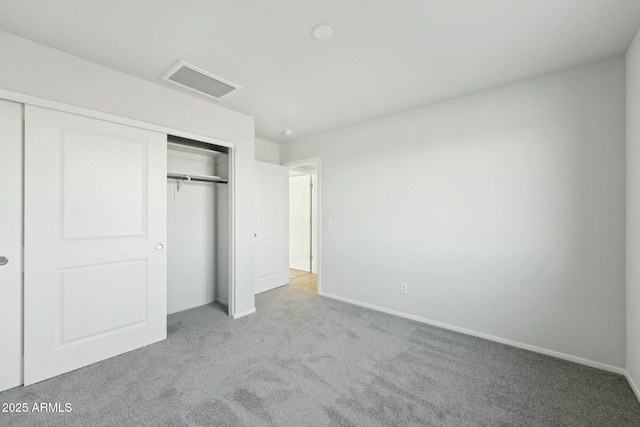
[24,105,167,385]
[289,174,312,271]
[255,161,288,294]
[0,100,24,392]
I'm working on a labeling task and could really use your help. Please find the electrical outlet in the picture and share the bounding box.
[400,282,408,294]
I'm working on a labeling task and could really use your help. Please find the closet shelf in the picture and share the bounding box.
[167,141,227,158]
[167,172,228,184]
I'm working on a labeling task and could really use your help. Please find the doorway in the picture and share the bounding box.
[284,158,321,295]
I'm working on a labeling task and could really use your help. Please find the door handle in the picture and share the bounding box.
[156,244,164,251]
[0,256,8,266]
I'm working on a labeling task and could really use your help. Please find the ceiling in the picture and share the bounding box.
[0,1,639,143]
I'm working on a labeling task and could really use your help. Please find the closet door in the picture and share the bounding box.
[0,100,23,392]
[24,105,167,385]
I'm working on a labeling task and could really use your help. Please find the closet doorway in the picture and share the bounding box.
[285,158,321,295]
[166,137,232,314]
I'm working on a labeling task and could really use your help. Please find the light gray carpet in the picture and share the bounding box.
[1,286,639,426]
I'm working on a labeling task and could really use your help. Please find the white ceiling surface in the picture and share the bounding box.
[0,1,639,143]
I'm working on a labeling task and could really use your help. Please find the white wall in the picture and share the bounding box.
[627,28,640,394]
[255,138,280,164]
[281,57,626,369]
[0,30,256,316]
[167,149,218,314]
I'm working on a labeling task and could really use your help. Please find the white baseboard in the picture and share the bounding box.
[319,291,625,375]
[232,307,256,319]
[215,299,228,306]
[167,298,216,315]
[626,371,640,402]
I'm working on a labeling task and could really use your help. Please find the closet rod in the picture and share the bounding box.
[167,172,228,184]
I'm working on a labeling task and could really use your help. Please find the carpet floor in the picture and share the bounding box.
[1,286,639,426]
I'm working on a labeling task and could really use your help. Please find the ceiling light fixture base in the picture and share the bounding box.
[312,24,334,41]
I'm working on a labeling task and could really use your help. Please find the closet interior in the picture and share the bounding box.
[166,136,230,315]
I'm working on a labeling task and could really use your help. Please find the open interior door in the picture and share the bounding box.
[255,161,288,294]
[24,105,167,385]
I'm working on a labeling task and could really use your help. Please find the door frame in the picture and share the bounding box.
[227,146,236,318]
[282,157,322,294]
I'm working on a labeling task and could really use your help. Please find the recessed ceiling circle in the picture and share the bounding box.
[312,24,334,41]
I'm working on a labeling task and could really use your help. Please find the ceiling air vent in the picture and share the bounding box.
[162,60,242,100]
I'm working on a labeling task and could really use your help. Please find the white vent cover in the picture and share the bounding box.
[162,60,242,100]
